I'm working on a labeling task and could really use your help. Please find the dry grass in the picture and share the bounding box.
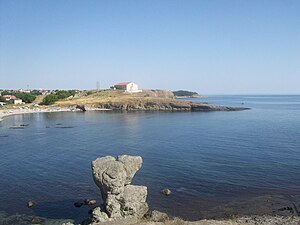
[54,89,186,107]
[32,95,44,104]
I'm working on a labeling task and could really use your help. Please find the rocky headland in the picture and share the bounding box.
[172,90,202,99]
[54,90,249,112]
[0,90,249,122]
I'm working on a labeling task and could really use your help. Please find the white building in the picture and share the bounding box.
[114,82,142,93]
[13,99,23,105]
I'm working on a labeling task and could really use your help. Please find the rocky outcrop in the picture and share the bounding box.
[76,105,86,111]
[55,89,250,112]
[141,90,175,99]
[89,101,249,112]
[190,103,247,111]
[89,155,148,224]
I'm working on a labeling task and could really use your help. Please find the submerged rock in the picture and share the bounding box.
[161,188,172,196]
[84,199,97,205]
[74,202,84,208]
[89,155,148,223]
[55,126,74,129]
[0,135,9,138]
[27,200,37,208]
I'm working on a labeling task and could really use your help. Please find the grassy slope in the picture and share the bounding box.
[54,90,189,107]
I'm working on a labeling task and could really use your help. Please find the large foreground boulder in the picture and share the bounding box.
[89,155,148,223]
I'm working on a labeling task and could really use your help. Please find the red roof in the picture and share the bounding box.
[3,95,16,99]
[114,82,131,86]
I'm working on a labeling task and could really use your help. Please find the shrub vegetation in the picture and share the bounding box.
[42,90,76,105]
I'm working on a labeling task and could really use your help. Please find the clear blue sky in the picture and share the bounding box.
[0,0,299,94]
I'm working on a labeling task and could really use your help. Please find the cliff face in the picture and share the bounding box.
[83,100,248,112]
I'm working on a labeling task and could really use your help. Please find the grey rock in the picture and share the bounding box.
[121,185,149,217]
[61,222,74,225]
[161,188,172,196]
[117,155,142,185]
[27,200,37,208]
[84,199,97,205]
[147,210,169,222]
[91,207,110,223]
[90,155,148,223]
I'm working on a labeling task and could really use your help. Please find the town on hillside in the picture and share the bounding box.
[0,81,200,108]
[0,82,140,106]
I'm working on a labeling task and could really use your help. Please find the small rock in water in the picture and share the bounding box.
[161,188,172,196]
[9,126,24,129]
[74,202,84,208]
[55,126,74,129]
[27,200,37,208]
[84,199,97,205]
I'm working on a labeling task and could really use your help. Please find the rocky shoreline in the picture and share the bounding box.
[0,100,249,122]
[66,155,299,225]
[1,212,299,225]
[56,99,249,112]
[0,106,110,122]
[0,155,299,225]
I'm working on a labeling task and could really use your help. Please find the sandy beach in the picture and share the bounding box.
[0,104,115,122]
[0,106,78,122]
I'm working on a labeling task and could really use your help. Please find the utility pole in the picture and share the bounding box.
[96,81,100,90]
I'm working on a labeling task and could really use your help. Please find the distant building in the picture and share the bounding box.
[3,95,17,101]
[114,82,142,93]
[13,99,23,105]
[18,89,31,93]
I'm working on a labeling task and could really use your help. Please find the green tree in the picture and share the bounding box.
[30,90,42,96]
[0,96,6,102]
[42,94,58,105]
[172,90,199,97]
[1,91,12,95]
[55,90,75,99]
[15,93,36,103]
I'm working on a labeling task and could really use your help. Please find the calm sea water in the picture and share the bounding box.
[0,95,300,222]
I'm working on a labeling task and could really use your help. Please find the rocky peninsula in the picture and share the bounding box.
[53,89,249,112]
[173,90,202,99]
[0,90,249,122]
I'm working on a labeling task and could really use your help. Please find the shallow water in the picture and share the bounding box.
[0,95,300,222]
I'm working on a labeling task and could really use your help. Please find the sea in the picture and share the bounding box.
[0,95,299,223]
